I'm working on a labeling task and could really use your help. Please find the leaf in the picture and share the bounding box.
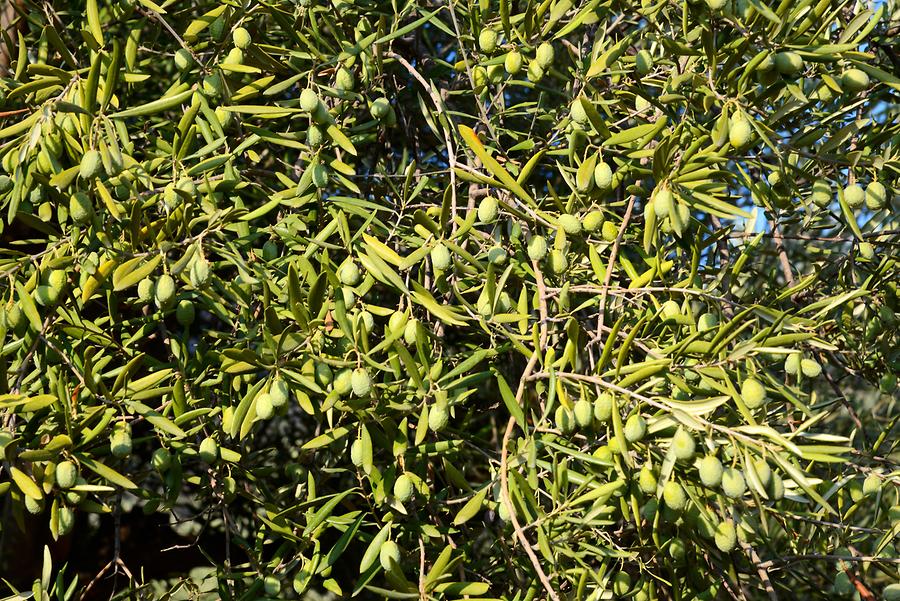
[126,400,186,438]
[494,370,526,429]
[452,487,487,525]
[86,0,104,47]
[411,283,467,326]
[302,426,352,450]
[109,87,193,119]
[303,488,357,536]
[112,255,161,291]
[458,125,534,205]
[11,467,43,500]
[76,455,138,489]
[359,522,391,573]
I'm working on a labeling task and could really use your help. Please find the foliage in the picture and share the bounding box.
[0,0,899,598]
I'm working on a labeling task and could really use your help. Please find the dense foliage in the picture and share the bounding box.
[0,0,899,598]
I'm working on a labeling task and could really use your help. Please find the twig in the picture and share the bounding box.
[756,554,900,570]
[591,195,637,345]
[741,543,779,601]
[499,259,560,601]
[768,217,796,288]
[386,51,458,229]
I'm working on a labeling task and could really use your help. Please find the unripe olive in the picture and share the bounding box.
[370,97,391,120]
[660,299,681,321]
[699,454,724,488]
[176,299,195,326]
[535,42,554,69]
[256,392,274,419]
[174,48,194,71]
[663,480,686,511]
[307,124,325,147]
[154,274,176,309]
[526,59,544,82]
[672,427,696,461]
[593,162,613,190]
[884,584,900,601]
[350,439,364,466]
[554,406,575,434]
[669,537,686,563]
[224,47,244,65]
[477,196,499,223]
[653,189,674,219]
[379,540,401,570]
[311,164,329,189]
[638,465,657,494]
[599,221,616,242]
[232,27,252,50]
[263,576,280,596]
[728,118,752,149]
[351,367,372,397]
[428,403,449,432]
[152,448,172,471]
[198,436,219,463]
[69,192,93,224]
[24,495,44,514]
[487,245,507,265]
[810,179,831,207]
[478,28,498,54]
[176,177,196,197]
[844,183,865,208]
[579,212,603,235]
[335,67,355,91]
[593,393,613,422]
[339,260,361,286]
[430,243,452,271]
[487,63,505,83]
[841,68,869,93]
[573,399,593,429]
[403,319,418,345]
[721,467,746,498]
[800,358,821,378]
[741,377,766,409]
[697,312,718,332]
[715,521,736,552]
[388,310,408,335]
[865,181,887,210]
[504,50,523,75]
[393,473,414,501]
[190,258,210,288]
[785,352,801,375]
[269,378,289,407]
[624,414,647,442]
[79,149,103,179]
[548,249,568,275]
[774,51,804,77]
[527,235,548,261]
[570,99,589,125]
[110,425,132,458]
[55,461,77,489]
[57,505,75,535]
[300,88,320,112]
[558,214,582,235]
[754,459,772,489]
[635,49,653,75]
[612,572,632,597]
[202,72,224,97]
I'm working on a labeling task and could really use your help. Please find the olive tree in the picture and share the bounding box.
[0,0,898,598]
